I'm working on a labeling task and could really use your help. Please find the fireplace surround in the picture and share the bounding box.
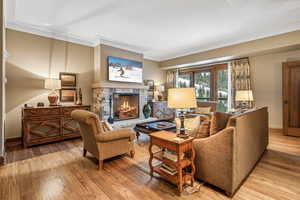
[92,83,148,122]
[113,93,139,120]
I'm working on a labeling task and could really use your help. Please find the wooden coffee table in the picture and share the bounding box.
[134,119,176,140]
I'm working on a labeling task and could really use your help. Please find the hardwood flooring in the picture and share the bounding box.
[1,131,300,200]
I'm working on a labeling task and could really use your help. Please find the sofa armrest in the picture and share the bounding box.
[96,128,135,142]
[193,127,235,193]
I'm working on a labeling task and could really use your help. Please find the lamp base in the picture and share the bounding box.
[176,133,189,139]
[177,110,189,139]
[48,95,58,106]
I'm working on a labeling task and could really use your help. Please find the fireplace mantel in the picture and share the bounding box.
[92,81,149,89]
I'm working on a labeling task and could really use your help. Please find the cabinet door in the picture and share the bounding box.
[24,118,61,144]
[283,61,300,136]
[62,118,80,136]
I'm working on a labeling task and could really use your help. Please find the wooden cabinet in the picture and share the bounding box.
[22,105,90,147]
[150,101,174,119]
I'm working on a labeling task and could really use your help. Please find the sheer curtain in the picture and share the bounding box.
[230,58,254,109]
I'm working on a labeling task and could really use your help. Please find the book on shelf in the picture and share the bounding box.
[163,150,184,162]
[159,164,177,176]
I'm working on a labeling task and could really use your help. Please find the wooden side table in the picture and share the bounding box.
[148,131,195,194]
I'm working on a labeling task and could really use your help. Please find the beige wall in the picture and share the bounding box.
[98,44,165,85]
[250,49,300,129]
[5,29,94,138]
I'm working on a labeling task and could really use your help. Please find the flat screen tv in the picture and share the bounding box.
[108,56,143,83]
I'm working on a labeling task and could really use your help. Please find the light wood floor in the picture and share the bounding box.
[1,131,300,200]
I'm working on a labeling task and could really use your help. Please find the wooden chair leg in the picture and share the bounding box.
[83,149,87,157]
[98,160,104,170]
[130,150,135,158]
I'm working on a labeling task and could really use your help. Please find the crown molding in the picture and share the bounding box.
[6,21,97,47]
[5,21,162,61]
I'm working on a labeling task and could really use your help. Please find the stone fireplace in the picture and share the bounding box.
[92,82,148,121]
[113,93,139,120]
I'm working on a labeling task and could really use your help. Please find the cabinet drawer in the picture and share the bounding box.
[62,106,90,116]
[23,108,61,118]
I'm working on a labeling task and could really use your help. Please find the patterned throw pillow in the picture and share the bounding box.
[196,119,210,138]
[209,113,218,136]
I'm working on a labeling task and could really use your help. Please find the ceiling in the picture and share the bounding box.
[5,0,300,61]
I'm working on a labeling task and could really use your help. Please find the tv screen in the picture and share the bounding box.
[108,56,143,83]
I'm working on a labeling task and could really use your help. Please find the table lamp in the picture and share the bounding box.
[168,88,197,138]
[44,78,61,106]
[235,90,253,111]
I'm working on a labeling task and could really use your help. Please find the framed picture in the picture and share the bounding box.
[144,80,154,90]
[60,89,76,102]
[59,72,77,87]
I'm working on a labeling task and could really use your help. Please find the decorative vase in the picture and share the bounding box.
[143,103,152,119]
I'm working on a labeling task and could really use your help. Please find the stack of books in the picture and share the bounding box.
[159,163,177,175]
[163,150,184,162]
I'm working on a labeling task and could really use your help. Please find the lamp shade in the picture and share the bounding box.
[235,90,253,101]
[168,88,197,109]
[44,78,61,90]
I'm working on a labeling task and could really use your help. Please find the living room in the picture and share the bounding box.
[1,1,300,199]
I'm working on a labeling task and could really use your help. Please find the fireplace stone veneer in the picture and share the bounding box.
[93,87,148,121]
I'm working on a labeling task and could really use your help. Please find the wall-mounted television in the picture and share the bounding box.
[108,56,143,83]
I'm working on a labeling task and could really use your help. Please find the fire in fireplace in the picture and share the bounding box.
[113,93,139,120]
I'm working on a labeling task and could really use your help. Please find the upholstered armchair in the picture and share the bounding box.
[71,110,135,170]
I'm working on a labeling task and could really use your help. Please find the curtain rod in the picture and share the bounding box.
[164,57,249,71]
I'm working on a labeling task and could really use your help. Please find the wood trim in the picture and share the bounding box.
[269,128,283,134]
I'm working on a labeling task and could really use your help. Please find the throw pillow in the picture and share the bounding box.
[209,113,218,136]
[195,106,211,114]
[175,116,201,137]
[196,119,210,138]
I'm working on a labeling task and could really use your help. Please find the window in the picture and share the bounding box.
[178,72,192,88]
[194,71,211,101]
[177,64,229,112]
[216,68,228,112]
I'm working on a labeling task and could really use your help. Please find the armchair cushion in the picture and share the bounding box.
[96,128,135,142]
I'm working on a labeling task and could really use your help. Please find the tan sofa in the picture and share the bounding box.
[193,107,269,196]
[71,110,135,170]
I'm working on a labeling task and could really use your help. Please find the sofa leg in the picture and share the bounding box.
[98,160,104,170]
[130,150,135,158]
[83,149,87,157]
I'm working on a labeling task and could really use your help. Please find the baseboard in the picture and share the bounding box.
[5,137,23,150]
[269,128,283,133]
